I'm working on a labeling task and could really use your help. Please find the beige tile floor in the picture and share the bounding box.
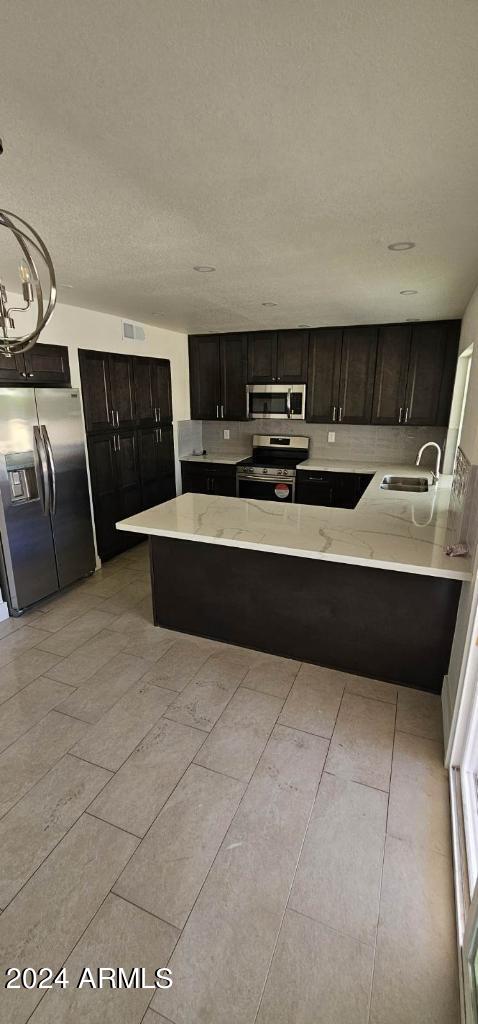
[0,542,459,1024]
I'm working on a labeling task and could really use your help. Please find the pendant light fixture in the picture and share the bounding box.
[0,143,57,357]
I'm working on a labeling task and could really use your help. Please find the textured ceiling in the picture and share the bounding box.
[1,0,478,334]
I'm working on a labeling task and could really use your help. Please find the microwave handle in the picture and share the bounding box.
[286,388,292,418]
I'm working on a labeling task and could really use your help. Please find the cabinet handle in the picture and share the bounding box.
[277,377,281,382]
[159,426,162,443]
[113,435,117,453]
[404,407,409,424]
[338,407,343,422]
[220,405,224,419]
[216,404,220,419]
[109,408,114,424]
[28,373,34,378]
[398,407,403,424]
[158,406,161,422]
[332,406,337,422]
[116,410,120,427]
[21,372,27,378]
[117,434,121,451]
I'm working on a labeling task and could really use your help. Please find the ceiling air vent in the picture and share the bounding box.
[121,320,145,342]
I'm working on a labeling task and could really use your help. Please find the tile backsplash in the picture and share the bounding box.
[196,419,447,468]
[448,446,478,558]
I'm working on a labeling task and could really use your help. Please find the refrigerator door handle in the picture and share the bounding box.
[33,425,50,516]
[41,425,57,516]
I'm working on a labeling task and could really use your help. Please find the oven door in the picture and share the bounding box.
[246,385,305,420]
[237,475,295,502]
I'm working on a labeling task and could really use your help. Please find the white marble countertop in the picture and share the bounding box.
[180,452,248,465]
[117,463,471,581]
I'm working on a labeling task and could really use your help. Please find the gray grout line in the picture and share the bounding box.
[110,889,180,934]
[85,810,145,840]
[252,760,330,1022]
[365,696,398,1024]
[51,707,91,724]
[286,905,376,949]
[250,683,347,1020]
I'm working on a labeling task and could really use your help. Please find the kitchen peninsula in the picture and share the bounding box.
[117,465,471,693]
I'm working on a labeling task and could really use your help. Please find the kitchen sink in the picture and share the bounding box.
[381,475,429,493]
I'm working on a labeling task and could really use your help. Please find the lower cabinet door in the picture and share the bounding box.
[87,434,121,559]
[181,463,236,496]
[116,430,143,521]
[139,426,176,509]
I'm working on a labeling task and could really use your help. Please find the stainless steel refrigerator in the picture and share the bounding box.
[0,387,96,613]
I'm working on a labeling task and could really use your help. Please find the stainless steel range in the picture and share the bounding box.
[236,434,310,503]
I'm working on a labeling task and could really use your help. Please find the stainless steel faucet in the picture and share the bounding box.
[416,441,442,485]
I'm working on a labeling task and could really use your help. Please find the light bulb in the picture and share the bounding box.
[19,261,31,284]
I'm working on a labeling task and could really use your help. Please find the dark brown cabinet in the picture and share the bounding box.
[372,325,411,425]
[189,334,247,420]
[134,357,173,426]
[139,425,176,510]
[247,332,277,383]
[371,320,459,427]
[247,330,308,383]
[190,318,460,429]
[0,352,27,383]
[181,462,237,497]
[23,344,70,384]
[109,354,136,428]
[0,343,70,386]
[189,336,221,419]
[405,321,459,426]
[79,350,136,432]
[307,329,343,422]
[79,349,175,559]
[338,327,378,424]
[307,326,377,424]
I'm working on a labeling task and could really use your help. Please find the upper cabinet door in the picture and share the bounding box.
[372,325,411,425]
[276,331,309,382]
[306,328,343,423]
[338,326,378,424]
[109,353,136,428]
[405,321,459,426]
[0,352,27,383]
[220,334,247,420]
[155,360,173,423]
[79,349,113,432]
[189,335,221,419]
[23,344,70,385]
[247,332,278,382]
[133,358,156,426]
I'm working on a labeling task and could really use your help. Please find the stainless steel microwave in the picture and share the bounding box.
[246,384,306,420]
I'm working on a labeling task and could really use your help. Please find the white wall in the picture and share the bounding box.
[444,279,478,753]
[457,285,478,463]
[0,297,189,617]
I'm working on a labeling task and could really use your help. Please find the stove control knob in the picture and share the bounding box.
[263,468,268,475]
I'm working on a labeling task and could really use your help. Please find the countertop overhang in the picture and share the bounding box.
[117,462,471,582]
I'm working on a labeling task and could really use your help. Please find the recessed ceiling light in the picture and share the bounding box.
[400,289,418,295]
[262,301,277,307]
[388,242,416,251]
[193,265,216,272]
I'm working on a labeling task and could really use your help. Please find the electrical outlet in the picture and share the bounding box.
[224,429,230,440]
[327,431,336,443]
